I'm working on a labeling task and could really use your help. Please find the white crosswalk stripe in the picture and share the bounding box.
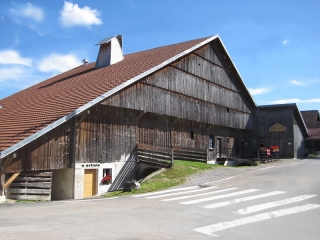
[180,189,259,205]
[161,187,238,202]
[132,185,199,197]
[146,186,217,199]
[203,191,286,209]
[194,204,320,237]
[132,183,319,238]
[236,194,317,214]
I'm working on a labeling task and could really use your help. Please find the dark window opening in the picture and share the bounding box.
[103,168,112,178]
[191,131,195,140]
[227,108,230,113]
[209,135,214,149]
[241,140,247,149]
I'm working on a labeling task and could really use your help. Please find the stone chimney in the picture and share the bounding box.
[95,35,124,69]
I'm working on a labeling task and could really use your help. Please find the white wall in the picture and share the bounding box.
[51,168,74,200]
[74,163,115,199]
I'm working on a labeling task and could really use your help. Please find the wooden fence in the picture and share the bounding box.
[137,144,209,168]
[172,146,208,163]
[6,171,52,201]
[137,144,173,168]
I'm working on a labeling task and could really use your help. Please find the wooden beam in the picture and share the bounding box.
[3,172,20,190]
[207,124,214,132]
[0,174,4,196]
[76,111,89,128]
[171,118,179,128]
[136,111,145,123]
[0,156,13,175]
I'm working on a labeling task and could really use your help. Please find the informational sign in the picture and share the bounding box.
[269,123,287,132]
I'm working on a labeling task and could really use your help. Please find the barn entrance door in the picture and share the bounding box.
[84,169,97,198]
[216,138,222,158]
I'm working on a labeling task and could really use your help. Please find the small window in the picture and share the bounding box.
[288,141,292,146]
[227,108,230,113]
[103,168,112,177]
[209,135,214,149]
[191,131,195,140]
[226,137,229,144]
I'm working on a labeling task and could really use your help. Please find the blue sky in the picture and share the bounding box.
[0,0,319,112]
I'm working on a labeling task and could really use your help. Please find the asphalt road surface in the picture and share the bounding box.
[1,158,319,240]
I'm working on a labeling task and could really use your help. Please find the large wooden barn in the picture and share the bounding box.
[0,34,306,201]
[0,35,256,201]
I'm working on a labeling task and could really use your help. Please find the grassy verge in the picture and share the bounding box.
[103,160,224,198]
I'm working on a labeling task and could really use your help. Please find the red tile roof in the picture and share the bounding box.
[0,36,211,154]
[301,110,320,128]
[307,129,320,140]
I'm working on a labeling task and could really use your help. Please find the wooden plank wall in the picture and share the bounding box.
[5,121,73,173]
[76,105,137,163]
[103,43,254,131]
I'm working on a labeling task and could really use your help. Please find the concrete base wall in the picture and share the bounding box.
[0,195,5,203]
[51,168,74,201]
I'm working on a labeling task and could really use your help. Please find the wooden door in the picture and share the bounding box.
[84,169,97,198]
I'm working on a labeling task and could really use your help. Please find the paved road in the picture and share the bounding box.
[0,158,319,239]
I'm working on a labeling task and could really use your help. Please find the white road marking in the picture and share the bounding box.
[236,195,317,214]
[161,188,238,202]
[180,189,259,205]
[258,166,275,170]
[132,186,199,197]
[146,186,217,199]
[204,191,285,209]
[57,197,119,203]
[202,177,234,185]
[193,204,320,237]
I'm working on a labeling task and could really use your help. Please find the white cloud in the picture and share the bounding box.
[10,3,44,22]
[248,87,271,95]
[282,39,290,46]
[0,66,29,83]
[289,79,306,86]
[0,50,32,66]
[270,98,320,104]
[21,3,44,21]
[59,1,103,27]
[0,66,44,96]
[289,79,319,86]
[38,53,81,73]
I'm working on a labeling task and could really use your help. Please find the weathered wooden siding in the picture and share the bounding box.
[76,105,137,163]
[103,43,254,131]
[137,113,171,148]
[104,81,252,130]
[5,121,73,173]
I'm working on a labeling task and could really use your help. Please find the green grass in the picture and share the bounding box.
[103,160,223,198]
[308,153,317,158]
